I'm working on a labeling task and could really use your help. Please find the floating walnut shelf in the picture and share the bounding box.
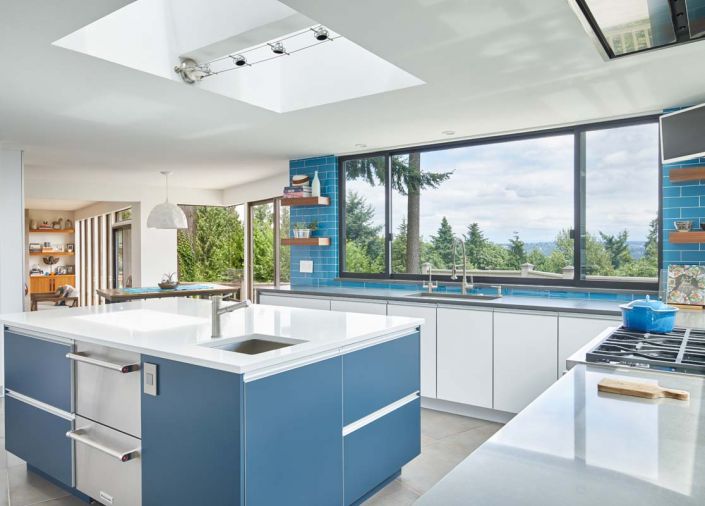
[280,197,330,207]
[669,167,705,183]
[668,231,705,244]
[28,229,75,234]
[281,238,330,246]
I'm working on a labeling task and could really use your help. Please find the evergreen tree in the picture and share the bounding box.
[507,232,526,269]
[431,217,455,269]
[644,218,658,261]
[391,219,408,273]
[599,230,632,269]
[345,191,382,244]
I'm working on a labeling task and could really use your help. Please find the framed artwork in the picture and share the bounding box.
[666,265,705,306]
[66,265,75,274]
[67,243,75,253]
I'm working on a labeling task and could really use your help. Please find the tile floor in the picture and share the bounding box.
[0,396,502,505]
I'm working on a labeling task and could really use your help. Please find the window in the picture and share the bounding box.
[339,117,661,289]
[583,123,660,281]
[177,204,245,285]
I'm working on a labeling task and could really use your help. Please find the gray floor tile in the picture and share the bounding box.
[0,469,9,506]
[421,409,486,441]
[363,478,420,505]
[7,465,70,506]
[30,496,86,505]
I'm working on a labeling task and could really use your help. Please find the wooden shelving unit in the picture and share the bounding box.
[669,231,705,244]
[28,228,75,234]
[280,196,330,207]
[669,167,705,183]
[281,237,331,246]
[29,251,75,256]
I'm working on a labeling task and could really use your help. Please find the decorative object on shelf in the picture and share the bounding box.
[52,218,63,230]
[29,243,42,253]
[39,220,51,230]
[311,171,321,197]
[67,243,75,253]
[147,171,188,229]
[42,256,60,274]
[283,185,312,198]
[666,264,705,306]
[158,272,179,290]
[30,265,43,275]
[65,219,73,229]
[291,174,310,186]
[66,265,75,275]
[674,220,693,232]
[292,220,317,239]
[29,219,37,230]
[54,244,64,252]
[55,266,67,275]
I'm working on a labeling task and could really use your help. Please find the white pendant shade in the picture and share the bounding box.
[147,171,188,229]
[147,201,187,229]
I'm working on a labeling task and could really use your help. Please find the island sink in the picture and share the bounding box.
[201,334,306,354]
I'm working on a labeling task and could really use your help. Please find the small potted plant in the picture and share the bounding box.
[293,220,318,239]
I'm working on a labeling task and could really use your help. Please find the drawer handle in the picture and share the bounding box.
[66,352,140,373]
[66,429,140,462]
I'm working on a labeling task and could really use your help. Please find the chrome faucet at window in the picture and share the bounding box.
[422,263,437,293]
[211,296,251,338]
[451,237,473,294]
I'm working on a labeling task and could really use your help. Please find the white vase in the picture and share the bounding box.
[311,171,321,197]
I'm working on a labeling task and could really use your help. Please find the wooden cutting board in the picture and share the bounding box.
[598,378,690,401]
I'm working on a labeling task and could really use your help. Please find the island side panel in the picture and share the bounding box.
[141,356,244,506]
[244,356,343,506]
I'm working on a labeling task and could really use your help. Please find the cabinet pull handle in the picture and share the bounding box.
[67,429,140,462]
[66,352,140,373]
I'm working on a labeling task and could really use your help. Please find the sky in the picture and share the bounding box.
[347,122,659,244]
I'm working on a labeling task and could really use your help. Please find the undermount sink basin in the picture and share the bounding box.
[200,334,306,355]
[408,292,502,301]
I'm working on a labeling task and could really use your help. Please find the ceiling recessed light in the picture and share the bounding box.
[442,130,455,136]
[355,143,367,148]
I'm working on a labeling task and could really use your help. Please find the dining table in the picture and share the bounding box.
[96,283,239,303]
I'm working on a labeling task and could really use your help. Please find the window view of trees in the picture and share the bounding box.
[343,122,659,283]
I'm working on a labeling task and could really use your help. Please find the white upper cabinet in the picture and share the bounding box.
[493,310,558,414]
[437,307,493,409]
[330,299,387,315]
[558,314,620,375]
[387,303,437,399]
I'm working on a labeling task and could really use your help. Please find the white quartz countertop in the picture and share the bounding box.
[417,364,705,505]
[0,299,423,377]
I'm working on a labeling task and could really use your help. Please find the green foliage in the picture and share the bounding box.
[177,206,244,283]
[507,232,527,269]
[599,230,632,269]
[345,190,384,272]
[252,204,274,282]
[431,217,456,269]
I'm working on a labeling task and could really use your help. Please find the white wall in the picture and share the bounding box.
[223,171,288,206]
[0,149,25,390]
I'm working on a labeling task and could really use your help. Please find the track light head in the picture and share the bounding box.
[313,27,329,41]
[270,41,286,55]
[232,55,247,66]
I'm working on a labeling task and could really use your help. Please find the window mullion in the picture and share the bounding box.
[574,129,586,284]
[385,153,392,277]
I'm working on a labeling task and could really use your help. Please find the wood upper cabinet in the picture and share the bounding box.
[28,275,76,294]
[437,307,493,409]
[493,310,558,414]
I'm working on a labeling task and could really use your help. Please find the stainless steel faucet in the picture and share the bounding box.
[211,296,251,338]
[451,237,474,294]
[422,262,438,293]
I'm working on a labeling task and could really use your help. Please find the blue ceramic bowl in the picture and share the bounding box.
[620,297,678,334]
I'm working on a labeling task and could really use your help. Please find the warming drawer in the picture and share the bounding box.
[69,415,141,506]
[69,343,142,438]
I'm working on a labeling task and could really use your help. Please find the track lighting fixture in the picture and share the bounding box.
[232,55,247,66]
[313,27,329,41]
[269,41,286,55]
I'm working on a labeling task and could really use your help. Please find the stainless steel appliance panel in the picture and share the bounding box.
[71,415,141,506]
[73,343,141,437]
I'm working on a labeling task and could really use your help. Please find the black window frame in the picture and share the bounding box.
[338,115,662,291]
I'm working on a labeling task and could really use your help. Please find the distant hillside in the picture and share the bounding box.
[521,241,647,260]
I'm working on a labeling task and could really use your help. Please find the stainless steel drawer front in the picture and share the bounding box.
[71,416,141,506]
[73,343,141,438]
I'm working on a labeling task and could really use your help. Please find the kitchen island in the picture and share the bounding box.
[417,363,705,505]
[1,298,423,506]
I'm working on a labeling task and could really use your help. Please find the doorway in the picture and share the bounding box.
[247,198,289,299]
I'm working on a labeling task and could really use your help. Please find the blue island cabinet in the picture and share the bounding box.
[140,330,421,506]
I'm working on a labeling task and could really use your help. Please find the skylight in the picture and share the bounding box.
[574,0,705,58]
[52,0,423,112]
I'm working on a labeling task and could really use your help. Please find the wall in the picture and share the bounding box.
[0,149,25,390]
[289,156,339,287]
[222,172,289,206]
[662,155,705,268]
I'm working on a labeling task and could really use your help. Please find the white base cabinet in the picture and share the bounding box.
[437,307,493,409]
[258,294,331,311]
[330,299,387,315]
[387,303,437,399]
[558,314,619,375]
[493,310,558,414]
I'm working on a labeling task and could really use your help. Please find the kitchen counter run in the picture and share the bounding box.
[0,298,422,377]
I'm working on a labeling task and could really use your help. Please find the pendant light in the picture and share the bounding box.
[147,171,187,229]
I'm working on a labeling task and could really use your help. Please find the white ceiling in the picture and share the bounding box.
[25,199,97,211]
[2,0,705,191]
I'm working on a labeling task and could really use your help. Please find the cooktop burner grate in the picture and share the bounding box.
[586,326,705,375]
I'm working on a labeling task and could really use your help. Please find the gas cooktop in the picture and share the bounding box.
[586,326,705,376]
